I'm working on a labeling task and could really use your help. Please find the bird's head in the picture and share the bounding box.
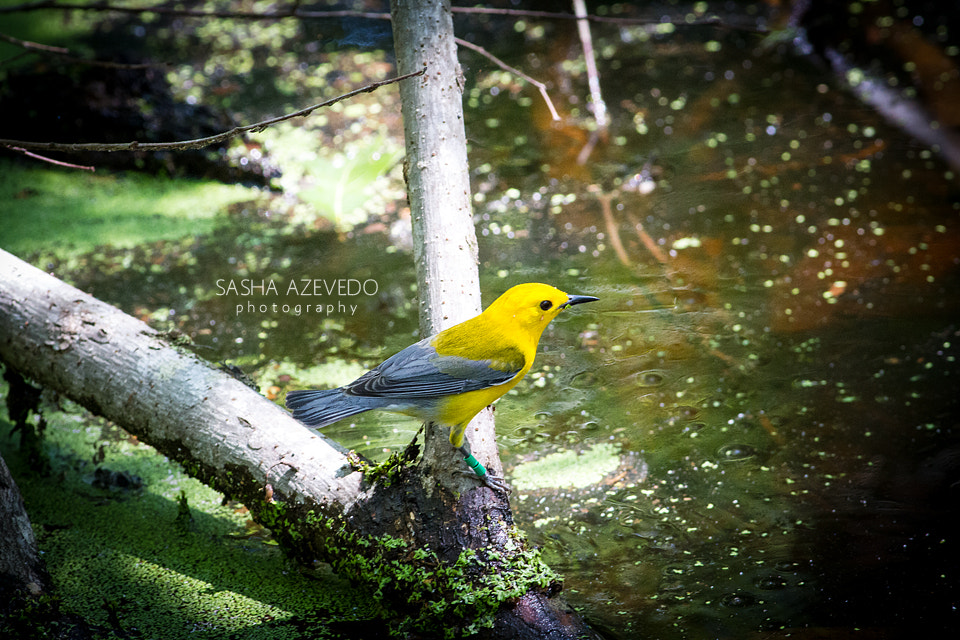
[486,282,598,337]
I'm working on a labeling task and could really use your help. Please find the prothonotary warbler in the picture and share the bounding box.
[285,282,598,492]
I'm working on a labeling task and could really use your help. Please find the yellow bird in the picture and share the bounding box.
[286,282,598,491]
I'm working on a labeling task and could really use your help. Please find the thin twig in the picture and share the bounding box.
[0,69,424,154]
[454,37,560,121]
[0,31,69,53]
[46,56,167,70]
[625,210,669,264]
[572,0,607,166]
[594,189,631,266]
[453,5,710,26]
[5,146,96,171]
[0,31,169,68]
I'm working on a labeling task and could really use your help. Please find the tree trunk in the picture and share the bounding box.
[391,0,502,483]
[0,450,91,638]
[0,249,599,638]
[387,2,601,637]
[0,451,49,596]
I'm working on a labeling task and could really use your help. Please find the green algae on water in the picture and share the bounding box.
[0,160,256,257]
[510,442,621,491]
[0,400,371,639]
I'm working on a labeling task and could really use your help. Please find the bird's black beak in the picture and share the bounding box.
[560,294,599,309]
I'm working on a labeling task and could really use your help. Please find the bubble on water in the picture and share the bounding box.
[571,370,600,388]
[774,560,802,573]
[754,575,788,590]
[674,405,701,420]
[636,370,666,387]
[717,443,758,462]
[683,421,707,434]
[720,591,756,607]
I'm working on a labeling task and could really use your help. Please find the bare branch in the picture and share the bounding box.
[455,37,560,122]
[573,0,607,131]
[0,31,69,53]
[0,31,168,69]
[0,69,424,154]
[5,146,96,171]
[572,0,607,165]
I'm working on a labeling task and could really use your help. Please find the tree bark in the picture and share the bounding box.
[0,249,599,638]
[391,0,503,483]
[0,249,364,514]
[0,451,49,596]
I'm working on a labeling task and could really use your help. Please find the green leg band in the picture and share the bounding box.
[462,453,488,478]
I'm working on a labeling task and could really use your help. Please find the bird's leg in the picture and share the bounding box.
[458,443,511,494]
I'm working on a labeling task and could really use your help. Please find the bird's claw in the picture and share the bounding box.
[457,468,511,494]
[481,472,512,494]
[459,447,511,495]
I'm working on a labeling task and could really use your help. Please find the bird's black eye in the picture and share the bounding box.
[539,300,553,311]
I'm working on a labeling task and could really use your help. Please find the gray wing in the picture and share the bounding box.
[344,338,522,399]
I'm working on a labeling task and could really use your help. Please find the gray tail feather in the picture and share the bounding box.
[285,388,372,428]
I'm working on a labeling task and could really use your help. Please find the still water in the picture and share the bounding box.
[7,3,960,638]
[457,10,957,637]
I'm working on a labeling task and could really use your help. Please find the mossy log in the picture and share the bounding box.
[0,249,600,637]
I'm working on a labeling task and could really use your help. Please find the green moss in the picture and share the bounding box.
[346,440,419,489]
[0,371,559,639]
[511,442,622,491]
[252,496,560,637]
[310,516,559,638]
[0,159,256,257]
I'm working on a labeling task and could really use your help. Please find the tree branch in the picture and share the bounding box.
[0,249,363,513]
[0,30,68,53]
[0,31,165,69]
[3,145,96,171]
[455,37,560,122]
[0,69,424,154]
